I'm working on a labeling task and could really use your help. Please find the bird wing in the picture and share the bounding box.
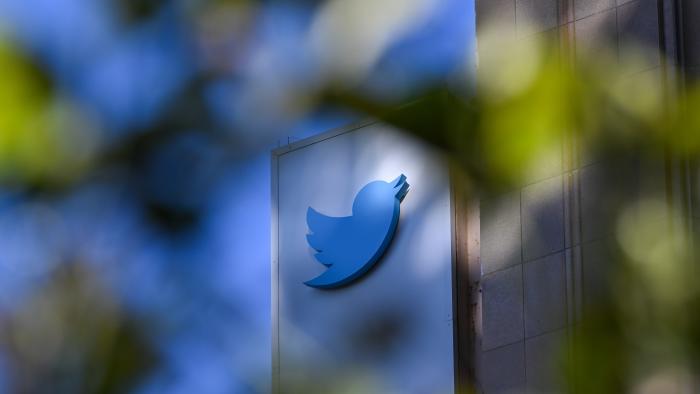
[306,207,352,267]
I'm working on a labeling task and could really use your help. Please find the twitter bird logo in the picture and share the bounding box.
[305,174,410,289]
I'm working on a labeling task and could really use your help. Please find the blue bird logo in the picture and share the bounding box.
[305,174,410,289]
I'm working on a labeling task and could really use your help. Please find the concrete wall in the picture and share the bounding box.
[473,0,681,392]
[681,0,700,78]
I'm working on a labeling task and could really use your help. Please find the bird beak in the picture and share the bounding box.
[392,174,410,202]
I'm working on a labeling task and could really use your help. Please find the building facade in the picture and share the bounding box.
[473,0,700,392]
[272,1,700,392]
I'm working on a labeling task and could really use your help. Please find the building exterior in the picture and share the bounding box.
[272,1,700,393]
[474,0,700,392]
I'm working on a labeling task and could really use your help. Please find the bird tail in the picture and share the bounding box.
[306,208,332,265]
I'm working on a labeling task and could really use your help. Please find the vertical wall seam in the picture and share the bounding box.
[519,185,527,385]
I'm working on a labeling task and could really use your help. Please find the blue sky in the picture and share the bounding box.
[0,0,475,391]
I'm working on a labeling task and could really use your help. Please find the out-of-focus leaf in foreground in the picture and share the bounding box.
[0,263,157,394]
[0,39,101,189]
[322,19,700,392]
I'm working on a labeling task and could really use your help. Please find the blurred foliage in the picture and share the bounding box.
[0,264,157,393]
[0,0,700,392]
[327,21,700,393]
[118,0,164,23]
[0,41,98,189]
[326,31,700,196]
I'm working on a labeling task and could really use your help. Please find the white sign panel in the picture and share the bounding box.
[272,122,455,393]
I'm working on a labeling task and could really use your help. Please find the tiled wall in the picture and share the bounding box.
[474,0,673,392]
[681,2,700,256]
[478,156,573,393]
[681,0,700,78]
